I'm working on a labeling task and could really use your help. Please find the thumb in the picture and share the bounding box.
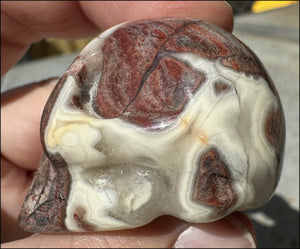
[2,212,256,248]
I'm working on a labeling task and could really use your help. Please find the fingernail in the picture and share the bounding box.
[173,216,256,248]
[223,1,233,11]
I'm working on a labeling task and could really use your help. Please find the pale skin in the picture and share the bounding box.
[1,1,257,248]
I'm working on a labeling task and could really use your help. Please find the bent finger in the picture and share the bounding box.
[80,1,234,33]
[1,1,233,75]
[2,212,256,248]
[1,78,58,169]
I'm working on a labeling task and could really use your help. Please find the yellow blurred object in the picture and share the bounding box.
[28,37,95,59]
[252,1,298,13]
[45,38,95,53]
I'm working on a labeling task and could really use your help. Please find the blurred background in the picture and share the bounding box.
[1,1,299,248]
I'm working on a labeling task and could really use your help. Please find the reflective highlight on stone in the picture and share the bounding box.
[18,18,285,233]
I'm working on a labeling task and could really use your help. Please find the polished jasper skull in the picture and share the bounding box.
[18,18,285,233]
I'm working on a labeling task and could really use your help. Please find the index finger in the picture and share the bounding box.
[80,1,234,32]
[1,1,233,75]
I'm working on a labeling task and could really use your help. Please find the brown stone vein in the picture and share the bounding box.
[18,153,71,233]
[192,148,237,211]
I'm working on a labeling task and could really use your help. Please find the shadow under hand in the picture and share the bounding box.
[246,194,299,248]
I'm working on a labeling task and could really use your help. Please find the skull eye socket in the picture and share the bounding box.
[192,147,237,210]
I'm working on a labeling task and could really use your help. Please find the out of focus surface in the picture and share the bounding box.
[1,2,299,248]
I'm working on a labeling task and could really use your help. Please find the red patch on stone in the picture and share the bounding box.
[192,148,237,209]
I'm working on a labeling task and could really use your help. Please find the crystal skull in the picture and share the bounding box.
[18,18,285,233]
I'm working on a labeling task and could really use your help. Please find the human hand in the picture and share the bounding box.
[1,1,256,247]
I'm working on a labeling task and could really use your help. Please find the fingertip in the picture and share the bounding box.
[80,1,234,32]
[173,212,256,248]
[231,211,258,246]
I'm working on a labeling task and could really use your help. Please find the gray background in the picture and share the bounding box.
[1,3,299,248]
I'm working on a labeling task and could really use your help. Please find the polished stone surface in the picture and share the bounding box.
[17,19,285,233]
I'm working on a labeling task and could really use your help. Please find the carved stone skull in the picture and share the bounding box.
[18,18,285,233]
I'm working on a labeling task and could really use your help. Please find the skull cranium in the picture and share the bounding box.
[18,18,285,233]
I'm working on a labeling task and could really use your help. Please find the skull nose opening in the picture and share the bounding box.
[82,163,173,226]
